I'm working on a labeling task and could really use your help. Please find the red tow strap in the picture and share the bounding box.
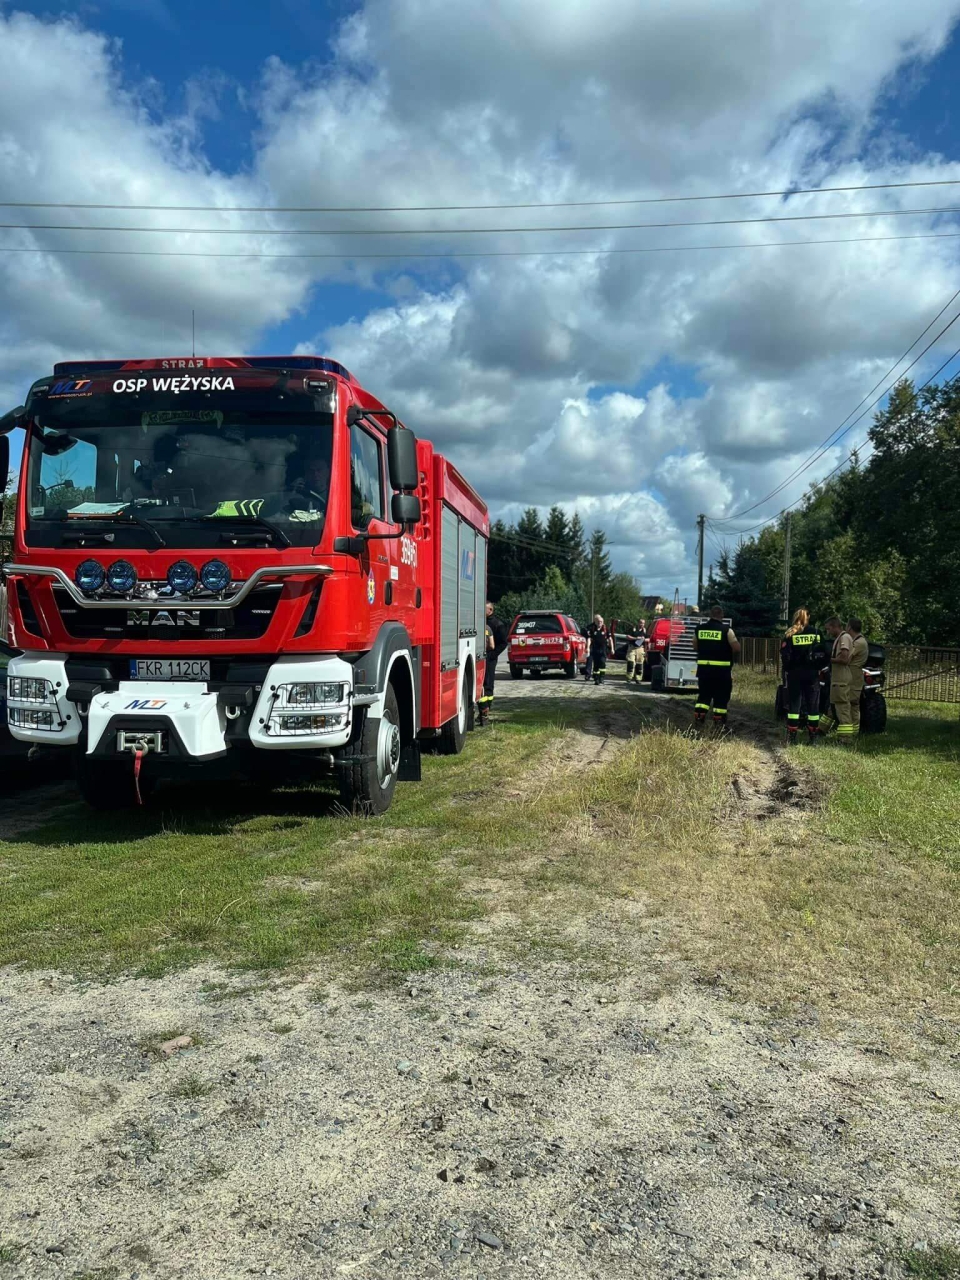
[133,747,144,806]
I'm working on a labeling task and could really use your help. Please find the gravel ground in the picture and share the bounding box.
[1,674,958,1279]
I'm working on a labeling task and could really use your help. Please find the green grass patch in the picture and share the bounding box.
[902,1244,960,1278]
[0,697,615,979]
[168,1073,213,1100]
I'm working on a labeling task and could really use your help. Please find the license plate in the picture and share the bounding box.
[130,659,211,681]
[527,656,551,664]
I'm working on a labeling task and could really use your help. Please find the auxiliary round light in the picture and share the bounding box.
[105,559,137,594]
[74,559,105,594]
[167,559,198,594]
[200,558,231,593]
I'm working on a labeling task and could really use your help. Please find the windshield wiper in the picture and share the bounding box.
[54,508,166,548]
[187,514,291,549]
[112,507,167,548]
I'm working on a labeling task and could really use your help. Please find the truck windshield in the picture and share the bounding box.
[24,400,333,550]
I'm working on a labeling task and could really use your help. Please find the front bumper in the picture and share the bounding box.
[6,652,355,757]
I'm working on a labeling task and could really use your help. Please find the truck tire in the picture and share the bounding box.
[564,659,578,679]
[76,756,154,810]
[437,669,470,756]
[859,692,887,735]
[651,662,666,692]
[509,664,524,680]
[339,685,401,815]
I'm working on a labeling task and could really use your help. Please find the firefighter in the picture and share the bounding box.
[827,615,868,742]
[694,606,741,726]
[780,607,827,745]
[478,601,507,726]
[625,618,647,683]
[585,614,610,685]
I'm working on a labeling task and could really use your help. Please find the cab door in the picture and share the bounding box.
[349,420,394,626]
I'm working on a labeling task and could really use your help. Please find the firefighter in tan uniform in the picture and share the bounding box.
[826,615,868,741]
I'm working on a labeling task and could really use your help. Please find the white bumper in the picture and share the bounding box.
[7,653,356,758]
[87,682,228,758]
[6,653,82,745]
[248,655,355,750]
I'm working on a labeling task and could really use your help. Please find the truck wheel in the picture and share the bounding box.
[339,685,401,815]
[437,670,470,756]
[76,757,154,810]
[564,659,578,679]
[859,692,887,734]
[509,665,524,679]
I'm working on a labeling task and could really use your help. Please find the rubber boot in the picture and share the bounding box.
[694,712,706,727]
[787,729,799,747]
[806,729,819,747]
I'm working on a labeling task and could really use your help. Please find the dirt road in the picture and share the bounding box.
[0,675,956,1279]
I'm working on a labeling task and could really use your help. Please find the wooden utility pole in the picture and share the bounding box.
[696,514,706,614]
[780,510,792,626]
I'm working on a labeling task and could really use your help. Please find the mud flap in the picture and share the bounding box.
[398,740,422,782]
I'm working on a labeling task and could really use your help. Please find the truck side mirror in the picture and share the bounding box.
[391,492,421,525]
[387,426,419,493]
[0,435,8,495]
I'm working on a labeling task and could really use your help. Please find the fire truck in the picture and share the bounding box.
[0,356,488,814]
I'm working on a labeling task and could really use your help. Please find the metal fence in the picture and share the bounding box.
[740,636,960,704]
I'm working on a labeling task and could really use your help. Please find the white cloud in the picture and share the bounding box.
[3,0,960,595]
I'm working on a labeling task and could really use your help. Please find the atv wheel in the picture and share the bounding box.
[339,685,401,815]
[859,692,887,735]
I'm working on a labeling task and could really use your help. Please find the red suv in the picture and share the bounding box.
[508,611,587,679]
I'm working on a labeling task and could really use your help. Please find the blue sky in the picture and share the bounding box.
[4,0,960,593]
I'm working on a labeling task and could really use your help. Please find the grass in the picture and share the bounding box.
[0,697,623,979]
[0,670,957,1023]
[0,1242,24,1264]
[902,1244,960,1278]
[168,1073,213,1100]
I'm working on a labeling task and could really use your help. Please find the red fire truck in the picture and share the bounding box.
[0,356,488,814]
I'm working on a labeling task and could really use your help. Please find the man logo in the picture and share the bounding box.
[126,610,201,627]
[124,699,167,711]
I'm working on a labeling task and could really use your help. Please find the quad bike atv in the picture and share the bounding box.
[774,642,887,734]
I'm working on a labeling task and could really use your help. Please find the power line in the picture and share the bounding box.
[712,337,960,541]
[5,176,960,214]
[717,283,960,522]
[3,229,960,263]
[2,203,959,238]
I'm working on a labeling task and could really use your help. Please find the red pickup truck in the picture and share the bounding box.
[508,611,587,679]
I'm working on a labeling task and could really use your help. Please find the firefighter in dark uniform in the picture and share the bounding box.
[694,606,741,725]
[780,608,827,745]
[585,615,610,685]
[478,601,507,726]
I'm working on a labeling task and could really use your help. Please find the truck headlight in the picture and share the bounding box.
[9,707,58,730]
[279,682,346,708]
[267,712,347,736]
[8,676,54,703]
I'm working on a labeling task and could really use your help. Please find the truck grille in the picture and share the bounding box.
[52,584,283,641]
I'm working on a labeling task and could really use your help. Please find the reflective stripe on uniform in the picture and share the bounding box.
[697,660,732,667]
[787,713,800,721]
[712,707,728,717]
